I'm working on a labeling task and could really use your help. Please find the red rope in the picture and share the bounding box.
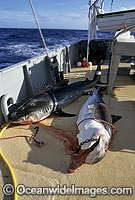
[76,117,116,135]
[0,135,41,147]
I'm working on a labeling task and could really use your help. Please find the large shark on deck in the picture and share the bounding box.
[9,64,102,124]
[68,87,121,173]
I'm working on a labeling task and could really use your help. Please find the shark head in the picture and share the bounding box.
[77,123,111,164]
[9,93,54,124]
[85,132,111,164]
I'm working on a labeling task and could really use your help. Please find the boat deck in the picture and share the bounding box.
[0,64,135,200]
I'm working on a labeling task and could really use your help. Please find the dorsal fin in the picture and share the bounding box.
[55,109,76,117]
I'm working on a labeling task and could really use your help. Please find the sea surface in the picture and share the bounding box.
[0,28,134,69]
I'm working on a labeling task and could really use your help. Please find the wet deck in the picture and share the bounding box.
[0,64,135,200]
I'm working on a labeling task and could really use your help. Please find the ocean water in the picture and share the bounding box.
[0,28,120,69]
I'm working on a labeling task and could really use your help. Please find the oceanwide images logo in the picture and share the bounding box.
[2,184,133,197]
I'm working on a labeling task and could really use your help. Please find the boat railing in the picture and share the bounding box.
[108,23,135,94]
[0,40,87,125]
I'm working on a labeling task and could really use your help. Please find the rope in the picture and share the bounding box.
[28,0,54,86]
[0,135,42,148]
[90,0,99,9]
[113,23,127,39]
[76,117,116,135]
[0,122,43,148]
[110,0,113,12]
[0,122,17,200]
[29,0,49,58]
[0,121,44,199]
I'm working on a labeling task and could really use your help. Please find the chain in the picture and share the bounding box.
[75,138,98,153]
[29,123,44,147]
[75,114,116,153]
[80,138,98,146]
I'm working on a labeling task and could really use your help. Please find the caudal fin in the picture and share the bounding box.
[93,61,102,83]
[92,60,107,87]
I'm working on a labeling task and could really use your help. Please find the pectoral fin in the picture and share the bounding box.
[55,109,76,117]
[111,115,122,124]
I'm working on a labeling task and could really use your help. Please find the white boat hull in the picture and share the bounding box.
[97,9,135,32]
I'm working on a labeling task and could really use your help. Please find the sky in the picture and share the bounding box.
[0,0,135,30]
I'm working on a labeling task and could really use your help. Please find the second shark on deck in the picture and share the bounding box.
[9,64,103,124]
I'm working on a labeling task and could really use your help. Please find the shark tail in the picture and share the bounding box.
[92,60,108,88]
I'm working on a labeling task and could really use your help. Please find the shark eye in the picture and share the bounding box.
[22,107,25,110]
[30,103,35,106]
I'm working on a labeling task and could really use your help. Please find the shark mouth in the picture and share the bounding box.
[87,137,100,154]
[68,137,101,173]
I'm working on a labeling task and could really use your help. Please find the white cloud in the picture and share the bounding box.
[35,5,88,29]
[120,6,135,11]
[0,4,89,29]
[0,9,33,22]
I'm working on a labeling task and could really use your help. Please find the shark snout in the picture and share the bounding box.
[9,111,17,120]
[9,110,25,122]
